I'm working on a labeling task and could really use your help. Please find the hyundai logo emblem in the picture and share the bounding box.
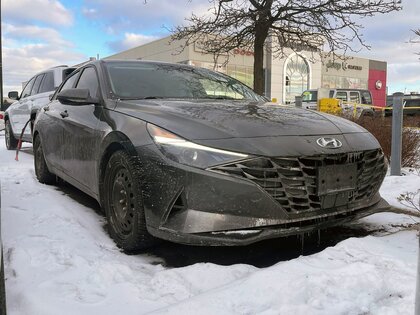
[316,137,342,149]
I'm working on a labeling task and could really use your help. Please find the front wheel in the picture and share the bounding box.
[103,151,156,252]
[5,120,18,150]
[33,135,56,184]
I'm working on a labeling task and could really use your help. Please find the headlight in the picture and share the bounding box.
[147,123,249,168]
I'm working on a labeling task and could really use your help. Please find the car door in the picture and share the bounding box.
[9,76,36,135]
[60,66,103,193]
[41,71,81,171]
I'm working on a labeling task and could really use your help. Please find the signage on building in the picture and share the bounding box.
[375,80,383,90]
[325,60,363,72]
[233,49,254,56]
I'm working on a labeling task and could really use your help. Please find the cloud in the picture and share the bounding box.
[2,24,86,93]
[355,1,420,92]
[3,23,72,47]
[82,0,209,33]
[3,0,73,26]
[108,33,159,52]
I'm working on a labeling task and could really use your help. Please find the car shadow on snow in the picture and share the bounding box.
[146,226,374,268]
[54,180,377,268]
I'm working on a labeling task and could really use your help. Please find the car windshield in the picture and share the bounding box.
[104,62,264,101]
[302,90,317,102]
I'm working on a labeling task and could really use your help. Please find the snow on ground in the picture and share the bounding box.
[0,131,419,315]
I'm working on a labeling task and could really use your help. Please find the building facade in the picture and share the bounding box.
[105,36,387,107]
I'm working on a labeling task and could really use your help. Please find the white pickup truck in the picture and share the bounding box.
[301,88,375,117]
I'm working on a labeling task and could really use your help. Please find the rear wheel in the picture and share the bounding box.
[33,135,56,184]
[5,120,18,150]
[103,151,156,252]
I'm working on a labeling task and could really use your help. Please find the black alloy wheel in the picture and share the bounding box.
[5,120,18,150]
[104,150,155,252]
[33,135,56,184]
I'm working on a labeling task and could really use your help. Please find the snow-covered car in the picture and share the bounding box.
[4,66,75,150]
[33,60,390,252]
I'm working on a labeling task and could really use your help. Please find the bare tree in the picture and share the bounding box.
[172,0,401,95]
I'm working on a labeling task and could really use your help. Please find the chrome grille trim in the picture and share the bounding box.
[210,149,386,214]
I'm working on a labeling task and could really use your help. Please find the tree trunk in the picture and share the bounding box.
[253,25,268,95]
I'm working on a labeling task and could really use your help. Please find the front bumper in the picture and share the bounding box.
[138,145,389,246]
[149,198,390,246]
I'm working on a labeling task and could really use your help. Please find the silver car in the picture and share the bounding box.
[4,66,75,150]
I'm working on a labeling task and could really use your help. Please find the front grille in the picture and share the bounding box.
[210,149,386,214]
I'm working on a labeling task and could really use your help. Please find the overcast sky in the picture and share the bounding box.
[2,0,420,94]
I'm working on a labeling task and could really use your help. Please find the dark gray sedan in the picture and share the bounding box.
[33,60,389,251]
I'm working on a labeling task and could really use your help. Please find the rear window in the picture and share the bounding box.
[361,91,372,104]
[39,71,55,93]
[406,99,420,107]
[350,92,360,103]
[336,91,347,102]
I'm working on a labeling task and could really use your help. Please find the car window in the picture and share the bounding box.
[39,71,55,93]
[60,71,80,92]
[361,91,372,104]
[76,67,99,98]
[21,77,36,99]
[302,90,318,102]
[105,62,263,101]
[336,91,347,102]
[406,100,420,107]
[31,74,45,95]
[350,92,360,103]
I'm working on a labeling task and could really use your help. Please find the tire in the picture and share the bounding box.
[103,150,156,252]
[33,135,56,184]
[5,120,18,150]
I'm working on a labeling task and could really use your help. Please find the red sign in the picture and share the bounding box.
[233,49,254,56]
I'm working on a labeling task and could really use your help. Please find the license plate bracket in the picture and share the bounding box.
[317,163,357,196]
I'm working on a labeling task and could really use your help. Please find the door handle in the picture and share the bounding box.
[60,110,68,118]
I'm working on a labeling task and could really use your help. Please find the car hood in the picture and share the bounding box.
[115,99,366,141]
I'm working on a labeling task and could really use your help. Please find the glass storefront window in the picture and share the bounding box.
[322,75,368,89]
[227,65,253,88]
[285,54,309,103]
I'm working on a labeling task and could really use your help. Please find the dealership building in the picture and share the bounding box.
[105,35,387,107]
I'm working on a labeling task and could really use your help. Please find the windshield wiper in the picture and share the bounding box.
[118,96,165,100]
[204,96,237,100]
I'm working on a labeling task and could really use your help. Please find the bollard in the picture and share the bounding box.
[295,95,302,108]
[390,92,404,176]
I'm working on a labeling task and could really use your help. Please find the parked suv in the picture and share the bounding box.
[302,88,374,117]
[4,65,75,150]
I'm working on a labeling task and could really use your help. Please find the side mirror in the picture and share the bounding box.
[8,91,19,100]
[57,88,99,106]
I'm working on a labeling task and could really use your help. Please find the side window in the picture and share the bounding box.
[406,100,420,107]
[31,74,45,96]
[336,91,347,102]
[361,91,372,105]
[39,71,55,93]
[21,77,36,99]
[60,72,79,92]
[350,92,360,104]
[76,67,99,98]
